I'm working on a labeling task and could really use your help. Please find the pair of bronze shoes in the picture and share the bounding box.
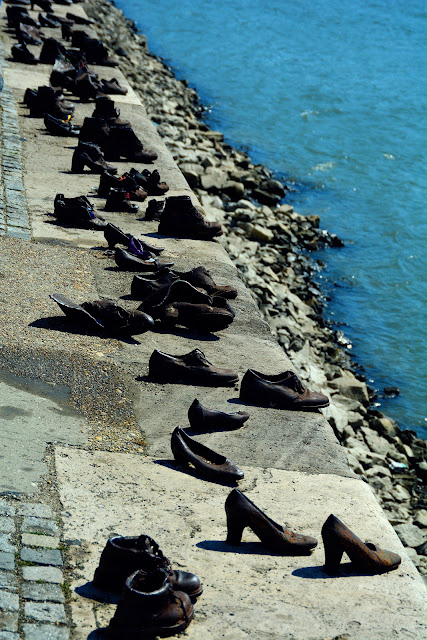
[225,490,401,574]
[170,399,250,484]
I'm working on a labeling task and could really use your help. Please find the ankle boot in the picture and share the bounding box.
[30,86,74,119]
[73,73,102,101]
[39,13,60,28]
[53,194,106,229]
[79,117,110,147]
[39,37,65,63]
[71,142,117,175]
[321,514,401,575]
[225,489,318,554]
[158,195,223,240]
[104,188,139,213]
[11,44,38,64]
[144,198,164,220]
[104,125,158,162]
[93,535,202,597]
[105,569,193,639]
[16,23,44,46]
[92,96,129,124]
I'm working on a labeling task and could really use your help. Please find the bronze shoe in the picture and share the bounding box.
[225,489,318,555]
[188,398,250,432]
[321,514,401,575]
[148,348,238,387]
[240,369,329,410]
[171,426,244,483]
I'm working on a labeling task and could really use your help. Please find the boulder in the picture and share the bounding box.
[200,167,228,191]
[249,224,275,243]
[222,180,245,200]
[394,522,426,548]
[328,370,370,405]
[414,510,427,528]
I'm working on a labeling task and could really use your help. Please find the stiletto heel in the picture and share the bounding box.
[321,514,401,574]
[225,512,245,545]
[224,489,317,554]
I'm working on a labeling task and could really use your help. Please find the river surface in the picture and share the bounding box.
[117,0,427,437]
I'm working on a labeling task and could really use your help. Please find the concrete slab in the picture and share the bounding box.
[0,370,85,494]
[55,447,427,640]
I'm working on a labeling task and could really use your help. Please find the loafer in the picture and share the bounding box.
[148,348,239,387]
[171,426,244,483]
[188,398,250,432]
[240,369,329,410]
[160,301,235,333]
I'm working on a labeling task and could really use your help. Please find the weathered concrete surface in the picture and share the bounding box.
[0,370,85,493]
[56,447,427,640]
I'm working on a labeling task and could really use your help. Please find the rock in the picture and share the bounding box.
[365,464,391,478]
[236,199,257,211]
[200,167,228,191]
[417,556,427,575]
[347,411,365,428]
[252,188,280,206]
[249,224,275,243]
[328,370,370,404]
[276,204,294,215]
[404,547,420,564]
[390,484,411,503]
[384,386,400,397]
[394,522,426,548]
[370,416,397,438]
[383,504,410,525]
[346,452,364,474]
[414,510,427,528]
[262,178,286,197]
[361,428,393,457]
[223,180,245,200]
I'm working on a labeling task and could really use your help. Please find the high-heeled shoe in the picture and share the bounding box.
[225,489,317,554]
[188,398,250,432]
[321,514,401,575]
[171,426,244,483]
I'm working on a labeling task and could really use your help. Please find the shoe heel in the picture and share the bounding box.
[323,535,344,573]
[225,512,245,545]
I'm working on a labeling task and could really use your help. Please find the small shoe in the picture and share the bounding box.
[71,142,117,175]
[50,293,103,330]
[79,117,110,147]
[171,426,244,483]
[92,96,130,125]
[39,37,66,64]
[99,172,147,201]
[11,43,38,64]
[93,535,202,598]
[104,188,139,213]
[80,299,154,336]
[105,568,194,639]
[104,124,158,162]
[53,193,106,230]
[188,398,250,432]
[44,113,80,137]
[99,77,128,95]
[148,348,239,387]
[160,301,235,333]
[239,369,329,410]
[38,12,60,27]
[172,265,237,299]
[225,489,318,554]
[144,198,164,220]
[321,514,401,575]
[114,247,173,272]
[158,195,223,241]
[129,168,169,196]
[138,280,212,317]
[103,223,164,254]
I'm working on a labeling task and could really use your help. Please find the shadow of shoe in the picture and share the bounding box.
[151,324,220,342]
[29,316,103,338]
[292,562,379,579]
[196,539,284,555]
[75,581,121,604]
[154,459,241,487]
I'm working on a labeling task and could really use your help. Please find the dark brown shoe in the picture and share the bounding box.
[188,398,250,432]
[114,247,173,272]
[158,195,223,240]
[93,535,202,598]
[105,568,193,639]
[149,348,238,386]
[321,514,401,575]
[171,426,243,483]
[225,489,318,554]
[136,279,211,314]
[160,301,234,333]
[240,369,329,410]
[172,265,237,299]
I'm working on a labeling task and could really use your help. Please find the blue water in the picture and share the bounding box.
[117,0,427,437]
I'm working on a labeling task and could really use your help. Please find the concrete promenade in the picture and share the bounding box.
[0,2,425,638]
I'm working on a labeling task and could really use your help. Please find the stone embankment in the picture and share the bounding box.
[85,0,426,574]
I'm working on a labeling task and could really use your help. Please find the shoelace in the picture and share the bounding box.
[285,372,305,394]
